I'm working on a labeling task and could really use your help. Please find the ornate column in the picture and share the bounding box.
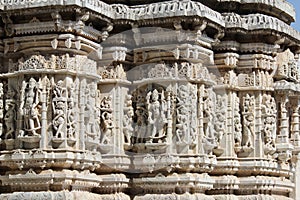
[40,75,50,149]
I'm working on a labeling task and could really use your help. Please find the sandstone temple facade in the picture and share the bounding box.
[0,0,299,199]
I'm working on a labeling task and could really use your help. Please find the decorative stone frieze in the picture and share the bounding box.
[0,0,299,199]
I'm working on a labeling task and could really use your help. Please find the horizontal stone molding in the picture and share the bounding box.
[113,0,224,26]
[218,0,295,22]
[223,13,300,42]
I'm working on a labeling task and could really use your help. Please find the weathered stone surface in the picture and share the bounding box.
[0,0,299,199]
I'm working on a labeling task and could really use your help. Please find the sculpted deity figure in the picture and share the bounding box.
[234,96,242,147]
[241,94,255,149]
[52,101,65,138]
[234,119,242,146]
[101,111,114,144]
[4,101,16,139]
[85,84,100,138]
[262,94,277,154]
[214,95,227,146]
[176,106,189,143]
[100,96,114,144]
[147,89,167,143]
[123,95,134,144]
[264,116,276,151]
[203,92,215,140]
[20,78,41,136]
[135,107,147,143]
[67,101,76,138]
[176,85,189,144]
[242,112,254,148]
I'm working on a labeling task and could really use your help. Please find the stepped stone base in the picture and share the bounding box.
[0,191,130,200]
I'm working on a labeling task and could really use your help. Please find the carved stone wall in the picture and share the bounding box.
[0,0,299,200]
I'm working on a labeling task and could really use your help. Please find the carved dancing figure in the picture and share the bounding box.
[101,111,114,144]
[52,101,65,138]
[100,96,114,144]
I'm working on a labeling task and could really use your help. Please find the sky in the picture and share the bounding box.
[289,0,300,31]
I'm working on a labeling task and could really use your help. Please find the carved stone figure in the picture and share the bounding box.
[123,95,134,144]
[241,94,255,150]
[67,100,76,139]
[4,101,16,139]
[214,94,227,146]
[100,96,114,144]
[132,90,148,144]
[146,89,167,143]
[0,1,299,199]
[203,89,216,142]
[20,78,41,136]
[85,83,100,140]
[176,85,190,145]
[262,94,277,155]
[52,101,65,138]
[233,95,242,148]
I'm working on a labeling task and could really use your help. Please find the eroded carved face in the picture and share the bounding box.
[28,78,36,88]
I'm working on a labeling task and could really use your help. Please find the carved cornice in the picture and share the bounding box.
[0,0,115,19]
[0,0,299,50]
[113,0,224,27]
[223,13,300,42]
[216,0,295,23]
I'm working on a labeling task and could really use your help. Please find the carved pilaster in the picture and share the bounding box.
[291,99,300,147]
[276,95,294,164]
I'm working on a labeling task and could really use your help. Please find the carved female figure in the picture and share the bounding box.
[67,101,76,138]
[101,111,114,144]
[135,107,147,143]
[4,102,15,139]
[204,95,215,140]
[123,95,134,144]
[52,101,65,138]
[242,112,254,148]
[100,96,114,144]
